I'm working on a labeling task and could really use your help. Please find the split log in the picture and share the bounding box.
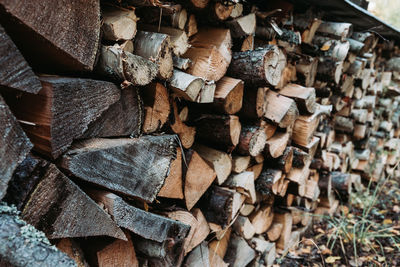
[184,150,216,210]
[241,34,255,51]
[331,171,352,198]
[229,45,287,86]
[60,135,177,202]
[270,146,294,173]
[88,190,190,266]
[334,116,354,133]
[224,171,256,204]
[250,238,276,267]
[97,45,158,86]
[193,143,232,185]
[102,7,138,41]
[313,36,350,61]
[197,80,216,103]
[264,90,299,128]
[226,13,256,38]
[183,242,211,267]
[170,99,196,148]
[173,56,191,70]
[207,77,244,114]
[267,222,283,242]
[236,125,267,157]
[119,40,134,53]
[134,31,173,79]
[233,216,256,240]
[169,69,204,101]
[4,76,120,159]
[316,21,352,41]
[247,163,264,180]
[239,87,267,120]
[201,186,245,227]
[255,169,282,197]
[317,59,343,84]
[158,147,184,199]
[0,24,42,94]
[137,6,187,30]
[292,114,320,147]
[186,14,198,37]
[264,132,290,158]
[274,213,293,251]
[292,147,309,168]
[209,226,231,259]
[348,38,367,55]
[249,206,274,234]
[0,203,76,267]
[232,156,251,174]
[96,234,139,267]
[295,54,318,87]
[0,96,33,199]
[194,114,241,152]
[22,164,126,240]
[81,86,143,138]
[224,234,256,267]
[142,82,170,134]
[0,0,100,72]
[55,238,89,267]
[293,11,322,44]
[279,83,317,114]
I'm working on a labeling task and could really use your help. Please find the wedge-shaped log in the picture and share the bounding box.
[264,90,299,128]
[0,0,100,72]
[236,125,267,157]
[158,147,184,199]
[279,84,317,114]
[249,206,274,235]
[224,234,256,267]
[60,135,177,202]
[292,114,320,147]
[0,24,41,94]
[88,190,190,266]
[142,82,170,134]
[169,69,204,101]
[264,131,290,158]
[97,45,158,86]
[55,238,89,267]
[96,233,139,267]
[22,164,126,240]
[194,114,241,152]
[224,171,256,204]
[0,96,33,199]
[229,45,286,86]
[102,7,138,41]
[4,76,120,159]
[226,13,256,38]
[0,203,76,267]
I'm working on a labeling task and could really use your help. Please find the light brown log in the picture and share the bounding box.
[293,12,322,44]
[158,147,184,199]
[274,213,293,251]
[55,238,89,267]
[232,155,251,173]
[226,13,256,38]
[134,31,173,79]
[279,83,317,114]
[249,206,274,234]
[241,34,255,51]
[233,216,256,240]
[292,114,320,147]
[97,45,158,86]
[271,146,294,174]
[211,77,244,114]
[186,14,198,37]
[224,171,256,204]
[102,7,138,41]
[264,131,290,158]
[247,163,263,180]
[267,222,283,242]
[97,233,139,267]
[170,99,196,148]
[229,45,286,86]
[264,90,299,128]
[142,82,170,134]
[209,226,231,259]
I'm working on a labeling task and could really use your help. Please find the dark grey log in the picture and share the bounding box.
[0,95,32,200]
[22,164,126,240]
[0,203,76,267]
[0,24,42,94]
[60,135,177,202]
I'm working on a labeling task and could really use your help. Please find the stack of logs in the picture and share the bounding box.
[1,0,400,266]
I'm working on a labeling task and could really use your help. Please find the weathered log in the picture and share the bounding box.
[279,83,317,114]
[274,213,293,251]
[134,31,173,79]
[0,24,41,94]
[226,13,256,38]
[268,146,294,174]
[102,7,138,41]
[0,0,100,72]
[293,11,322,44]
[0,203,76,267]
[193,143,232,185]
[3,76,120,159]
[317,59,343,84]
[331,171,352,199]
[224,234,256,267]
[292,147,310,168]
[334,116,354,133]
[196,80,216,103]
[264,90,299,128]
[0,96,32,199]
[239,87,267,120]
[236,125,267,157]
[229,45,286,86]
[294,54,318,87]
[316,21,352,41]
[183,242,212,267]
[142,82,170,133]
[60,135,177,202]
[169,69,204,101]
[184,150,216,210]
[249,238,276,267]
[97,45,158,86]
[313,36,350,61]
[22,164,126,240]
[88,190,190,266]
[255,169,282,197]
[193,114,241,152]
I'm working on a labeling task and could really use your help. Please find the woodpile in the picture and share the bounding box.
[1,0,400,266]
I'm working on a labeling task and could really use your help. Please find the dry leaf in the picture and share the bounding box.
[325,256,341,263]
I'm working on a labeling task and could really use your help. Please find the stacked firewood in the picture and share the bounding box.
[1,0,400,266]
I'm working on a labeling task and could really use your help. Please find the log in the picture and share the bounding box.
[264,90,299,128]
[197,80,216,103]
[0,96,33,199]
[190,0,210,9]
[142,82,170,134]
[249,206,274,234]
[255,169,282,197]
[201,186,245,227]
[271,146,294,174]
[158,147,184,199]
[279,83,317,114]
[292,114,320,147]
[209,226,231,259]
[0,24,42,94]
[119,40,134,53]
[313,36,350,61]
[0,203,76,267]
[331,171,352,198]
[88,190,190,266]
[134,31,173,79]
[170,99,196,148]
[173,56,191,70]
[101,7,138,41]
[293,11,322,44]
[96,234,139,267]
[232,156,251,174]
[81,86,143,138]
[334,116,354,133]
[186,14,198,37]
[183,242,211,267]
[193,114,241,152]
[351,31,376,52]
[97,45,158,86]
[317,59,343,84]
[193,143,232,185]
[60,135,177,202]
[3,76,120,159]
[184,149,216,210]
[264,132,290,158]
[236,125,267,157]
[233,216,256,240]
[274,213,293,251]
[316,21,352,41]
[224,171,256,204]
[169,69,204,101]
[226,13,256,38]
[0,0,100,72]
[224,234,256,267]
[250,238,276,267]
[208,77,244,114]
[295,54,318,87]
[267,222,283,242]
[241,34,254,51]
[239,87,267,120]
[55,238,89,267]
[229,45,286,86]
[292,147,309,168]
[22,164,126,240]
